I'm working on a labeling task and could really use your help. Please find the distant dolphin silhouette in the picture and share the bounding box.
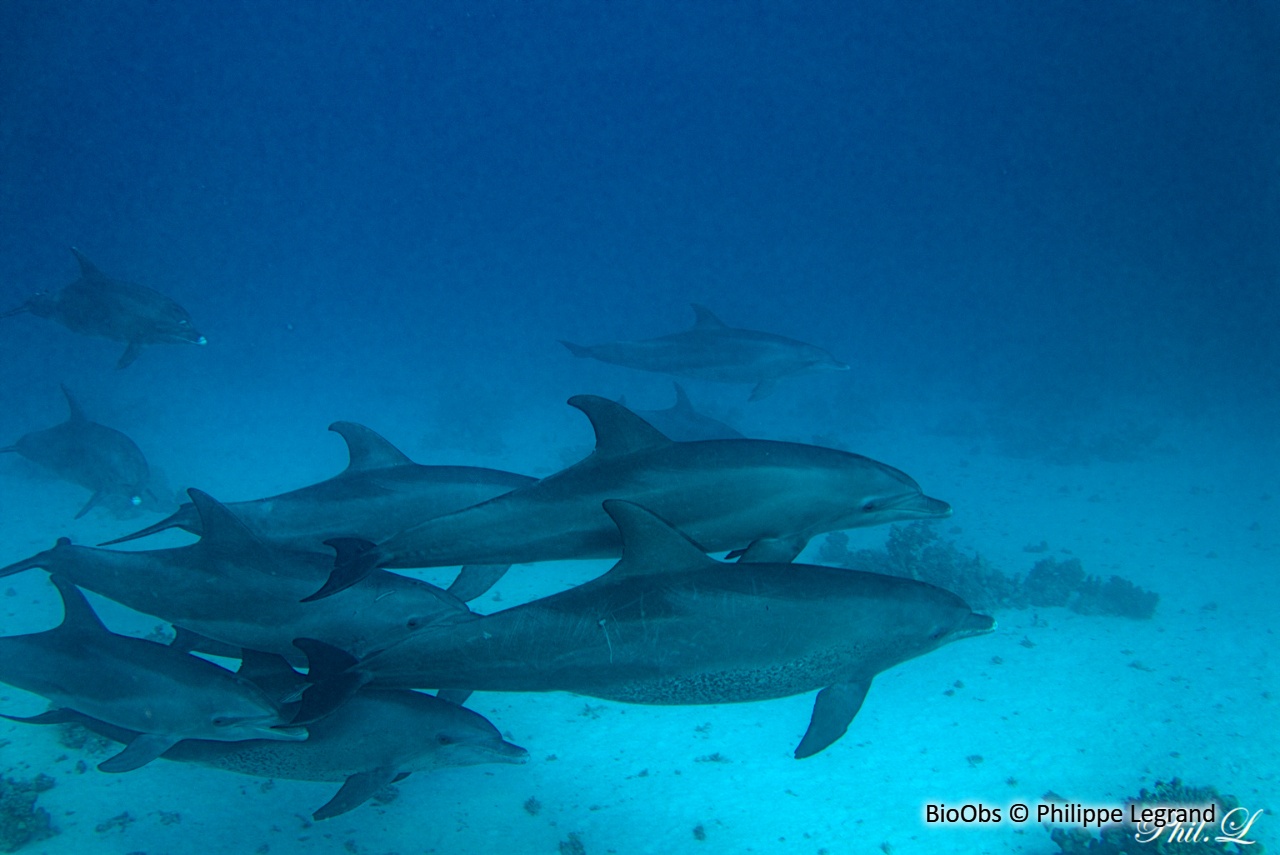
[297,501,994,758]
[621,383,744,441]
[1,385,152,518]
[0,489,473,666]
[311,396,950,600]
[561,304,848,400]
[1,247,205,368]
[0,576,303,773]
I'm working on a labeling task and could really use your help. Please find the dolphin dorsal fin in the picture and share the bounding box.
[187,489,274,561]
[60,384,88,422]
[670,382,693,413]
[329,422,413,472]
[690,304,727,330]
[602,500,717,577]
[49,575,109,637]
[567,396,672,458]
[70,247,108,281]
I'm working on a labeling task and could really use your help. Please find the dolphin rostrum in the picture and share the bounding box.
[311,395,951,599]
[0,576,304,773]
[1,247,206,368]
[10,670,527,820]
[299,501,994,758]
[0,489,472,665]
[2,385,152,519]
[103,421,534,558]
[561,304,849,400]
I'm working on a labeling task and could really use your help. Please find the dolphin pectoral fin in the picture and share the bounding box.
[313,766,399,821]
[116,341,143,369]
[447,565,510,602]
[435,689,473,706]
[98,733,178,773]
[748,378,779,402]
[74,491,106,520]
[794,679,871,759]
[304,538,381,601]
[735,534,809,564]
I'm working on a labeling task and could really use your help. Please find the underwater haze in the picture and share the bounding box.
[1,2,1277,854]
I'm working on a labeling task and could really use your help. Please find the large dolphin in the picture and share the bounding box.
[312,395,951,599]
[2,385,152,518]
[300,501,994,758]
[10,672,527,820]
[621,383,744,441]
[0,576,304,773]
[1,247,206,368]
[0,490,470,665]
[561,304,849,400]
[103,421,534,555]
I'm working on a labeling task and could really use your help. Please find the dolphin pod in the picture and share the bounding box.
[297,501,994,759]
[0,292,990,820]
[310,395,951,600]
[8,658,528,821]
[0,576,304,773]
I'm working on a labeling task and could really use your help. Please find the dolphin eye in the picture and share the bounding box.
[407,616,426,630]
[862,500,879,512]
[437,734,456,746]
[212,716,233,727]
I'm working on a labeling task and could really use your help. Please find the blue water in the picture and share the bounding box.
[1,2,1276,853]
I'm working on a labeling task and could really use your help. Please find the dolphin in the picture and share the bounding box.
[0,576,304,773]
[1,247,206,368]
[311,395,951,599]
[0,490,473,665]
[9,674,527,821]
[1,385,152,518]
[299,501,994,758]
[621,383,744,441]
[561,304,849,401]
[102,421,534,555]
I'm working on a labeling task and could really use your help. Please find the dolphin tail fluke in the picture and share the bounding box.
[447,564,511,602]
[98,732,179,773]
[304,538,382,602]
[313,767,399,821]
[558,340,594,358]
[794,679,871,759]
